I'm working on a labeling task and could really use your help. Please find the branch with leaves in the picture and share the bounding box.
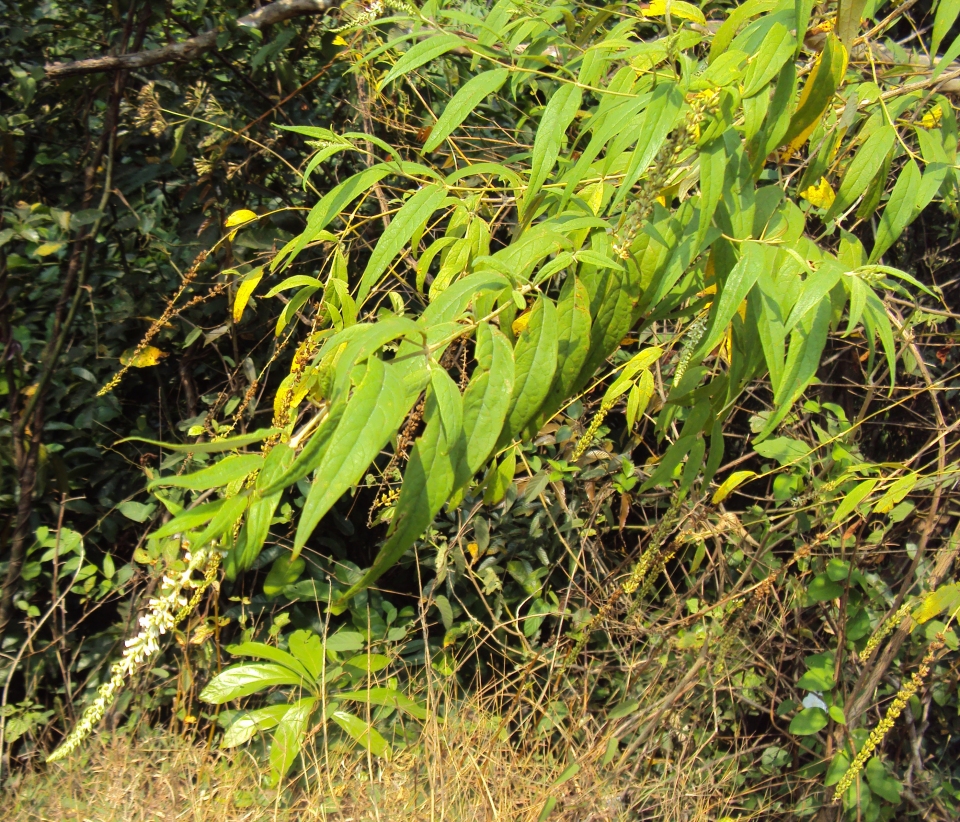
[44,0,341,78]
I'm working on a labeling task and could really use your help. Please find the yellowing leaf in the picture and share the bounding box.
[781,35,848,158]
[920,104,943,129]
[800,177,836,209]
[512,310,531,336]
[34,241,65,257]
[712,470,757,504]
[642,0,706,25]
[233,267,263,323]
[225,209,258,228]
[912,583,960,625]
[332,35,348,46]
[120,346,167,367]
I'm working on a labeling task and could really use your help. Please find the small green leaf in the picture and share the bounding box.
[423,69,509,152]
[336,687,428,720]
[712,470,758,504]
[294,358,414,558]
[832,479,878,523]
[789,707,828,735]
[824,125,896,223]
[147,454,263,491]
[379,34,466,89]
[499,296,558,445]
[221,704,291,748]
[357,184,448,305]
[870,159,922,263]
[118,428,279,453]
[331,710,392,758]
[263,554,306,598]
[269,697,316,783]
[199,663,306,704]
[526,84,582,212]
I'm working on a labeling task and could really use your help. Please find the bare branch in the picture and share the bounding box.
[45,0,341,79]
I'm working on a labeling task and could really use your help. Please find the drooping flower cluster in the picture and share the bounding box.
[46,545,214,763]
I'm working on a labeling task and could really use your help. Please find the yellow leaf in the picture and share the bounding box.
[912,583,960,625]
[224,209,258,228]
[120,346,167,367]
[34,241,65,257]
[800,177,836,209]
[920,104,943,130]
[467,542,479,560]
[642,0,706,24]
[712,470,758,504]
[233,267,263,323]
[512,310,531,336]
[332,34,348,46]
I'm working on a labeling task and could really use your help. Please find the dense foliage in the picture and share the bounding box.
[3,0,960,819]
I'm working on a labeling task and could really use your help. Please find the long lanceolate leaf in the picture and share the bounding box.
[422,68,509,152]
[293,357,418,558]
[458,323,515,484]
[339,368,464,603]
[497,296,559,447]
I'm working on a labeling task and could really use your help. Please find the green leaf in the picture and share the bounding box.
[789,707,828,735]
[117,501,155,523]
[273,164,394,272]
[498,296,558,445]
[873,473,918,514]
[541,275,592,419]
[257,400,346,497]
[221,705,291,748]
[191,495,248,550]
[870,159,922,263]
[754,437,809,465]
[837,0,869,48]
[338,368,462,603]
[294,358,414,558]
[759,300,831,439]
[932,0,960,56]
[832,479,878,523]
[423,69,510,152]
[288,629,326,680]
[225,640,313,681]
[330,710,392,758]
[220,705,290,748]
[152,499,225,539]
[231,443,295,575]
[808,573,844,601]
[379,34,466,89]
[264,275,324,298]
[742,22,795,97]
[865,756,903,804]
[325,631,365,653]
[269,696,315,783]
[356,184,448,305]
[147,454,262,491]
[483,446,516,505]
[526,84,582,213]
[263,554,306,597]
[344,653,391,672]
[709,0,779,63]
[336,687,428,720]
[784,261,842,332]
[610,82,684,211]
[199,663,306,704]
[118,428,279,453]
[824,125,896,223]
[696,244,762,360]
[458,323,514,484]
